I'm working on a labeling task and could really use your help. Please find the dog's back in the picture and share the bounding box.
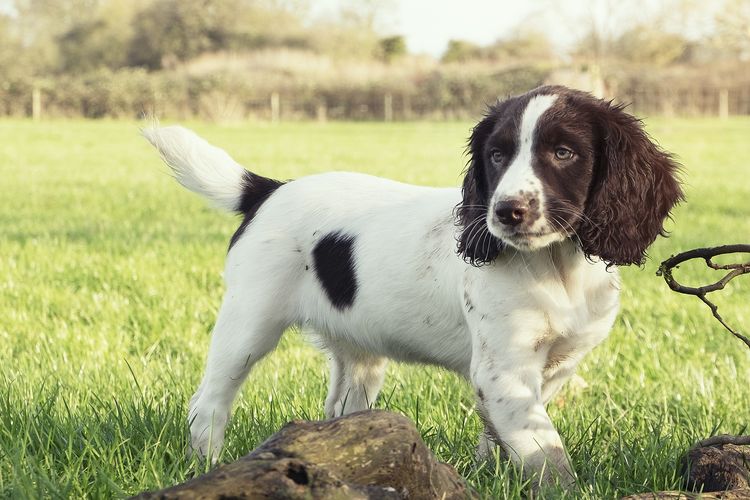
[145,125,473,373]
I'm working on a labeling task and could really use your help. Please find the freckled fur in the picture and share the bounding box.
[534,314,557,352]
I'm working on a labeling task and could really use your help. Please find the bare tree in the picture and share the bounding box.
[713,0,750,60]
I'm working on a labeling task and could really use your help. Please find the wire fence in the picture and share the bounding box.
[185,85,750,121]
[621,86,750,118]
[9,83,750,121]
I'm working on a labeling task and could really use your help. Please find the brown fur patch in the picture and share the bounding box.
[533,314,556,352]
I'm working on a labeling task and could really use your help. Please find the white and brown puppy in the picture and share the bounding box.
[145,85,682,486]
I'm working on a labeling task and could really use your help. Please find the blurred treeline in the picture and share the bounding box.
[1,0,749,120]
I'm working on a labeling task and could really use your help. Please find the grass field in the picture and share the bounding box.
[1,117,749,499]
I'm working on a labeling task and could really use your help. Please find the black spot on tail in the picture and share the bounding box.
[228,171,285,251]
[312,232,358,310]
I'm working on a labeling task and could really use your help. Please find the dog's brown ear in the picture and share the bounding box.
[579,102,684,266]
[456,108,503,265]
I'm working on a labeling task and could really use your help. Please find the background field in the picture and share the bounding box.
[0,118,749,499]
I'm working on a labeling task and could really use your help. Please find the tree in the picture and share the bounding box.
[485,30,555,63]
[713,0,750,60]
[612,26,688,66]
[570,0,720,66]
[57,17,131,72]
[127,0,323,68]
[441,40,482,63]
[377,35,406,63]
[10,0,101,74]
[128,0,237,69]
[0,14,23,76]
[570,0,634,64]
[305,0,386,60]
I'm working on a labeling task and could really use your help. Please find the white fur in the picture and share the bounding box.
[143,126,247,212]
[146,123,620,486]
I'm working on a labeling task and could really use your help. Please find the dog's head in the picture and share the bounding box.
[456,85,683,266]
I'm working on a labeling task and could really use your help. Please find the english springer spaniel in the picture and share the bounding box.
[144,85,682,487]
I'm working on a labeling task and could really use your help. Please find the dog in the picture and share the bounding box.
[144,85,682,486]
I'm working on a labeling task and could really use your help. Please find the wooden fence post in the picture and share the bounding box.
[32,86,42,121]
[403,93,412,121]
[384,92,393,122]
[661,88,675,118]
[719,88,729,119]
[270,92,280,123]
[316,99,327,123]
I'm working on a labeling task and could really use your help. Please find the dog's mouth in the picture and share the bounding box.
[510,229,553,238]
[505,232,557,249]
[489,223,565,251]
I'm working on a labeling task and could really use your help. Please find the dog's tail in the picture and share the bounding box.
[143,125,283,213]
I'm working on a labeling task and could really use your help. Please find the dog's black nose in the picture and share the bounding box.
[495,199,529,226]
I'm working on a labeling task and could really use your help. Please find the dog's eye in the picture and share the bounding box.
[490,150,504,164]
[554,147,575,161]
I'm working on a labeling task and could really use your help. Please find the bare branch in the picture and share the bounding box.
[657,245,750,349]
[693,434,750,448]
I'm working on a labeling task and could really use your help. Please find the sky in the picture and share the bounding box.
[394,0,546,55]
[311,0,718,57]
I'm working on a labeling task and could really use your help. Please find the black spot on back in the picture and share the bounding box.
[228,171,285,251]
[312,232,358,310]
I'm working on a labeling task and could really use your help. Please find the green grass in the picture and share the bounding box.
[1,118,749,499]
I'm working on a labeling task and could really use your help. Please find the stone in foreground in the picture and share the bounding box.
[133,410,475,499]
[681,435,750,492]
[622,435,750,500]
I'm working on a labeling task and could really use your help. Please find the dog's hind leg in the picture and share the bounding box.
[323,342,388,418]
[323,348,346,418]
[187,290,288,461]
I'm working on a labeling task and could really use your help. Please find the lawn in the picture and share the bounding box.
[0,118,748,499]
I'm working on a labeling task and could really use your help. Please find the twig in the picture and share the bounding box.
[694,434,750,448]
[657,245,750,350]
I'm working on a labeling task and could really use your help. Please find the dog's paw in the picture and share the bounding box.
[187,401,228,464]
[186,429,224,464]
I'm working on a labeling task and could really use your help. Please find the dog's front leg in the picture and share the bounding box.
[469,337,576,488]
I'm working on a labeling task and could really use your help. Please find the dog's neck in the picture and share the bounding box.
[494,238,594,293]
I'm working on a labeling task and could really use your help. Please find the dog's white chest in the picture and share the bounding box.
[533,257,621,379]
[464,244,620,373]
